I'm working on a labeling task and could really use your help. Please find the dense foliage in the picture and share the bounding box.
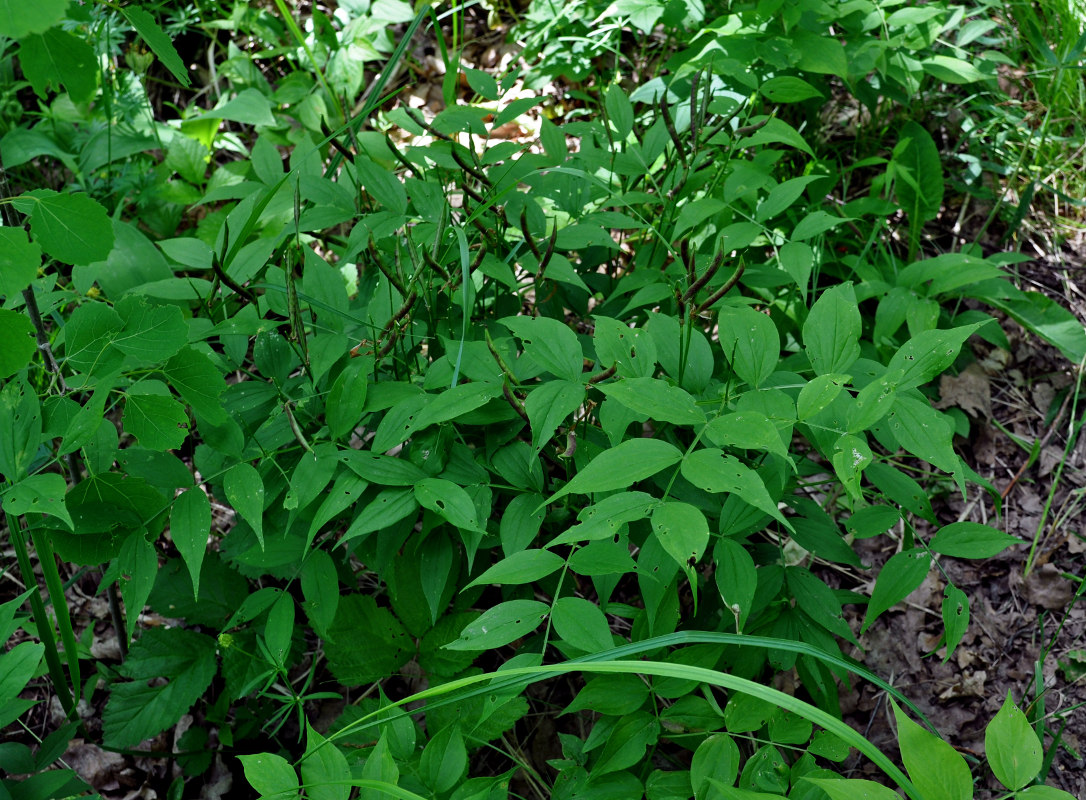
[1,1,1084,799]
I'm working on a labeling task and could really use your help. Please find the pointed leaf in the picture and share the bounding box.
[887,322,985,392]
[651,501,710,570]
[123,391,190,451]
[0,0,66,38]
[163,347,228,425]
[525,380,585,452]
[114,295,188,364]
[238,753,299,800]
[862,548,931,632]
[2,473,72,529]
[891,699,972,800]
[119,6,191,88]
[224,462,264,548]
[500,316,584,382]
[415,477,483,532]
[20,28,97,103]
[681,448,787,524]
[171,488,210,598]
[551,595,613,652]
[718,306,779,388]
[20,190,114,265]
[930,522,1020,559]
[597,377,705,426]
[986,692,1042,790]
[804,283,861,375]
[542,438,683,507]
[0,310,36,379]
[465,549,564,589]
[445,599,549,650]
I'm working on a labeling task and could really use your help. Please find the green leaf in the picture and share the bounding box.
[63,302,123,378]
[2,473,72,529]
[718,306,779,388]
[356,156,408,216]
[163,348,228,425]
[0,641,43,701]
[891,699,972,800]
[342,487,418,543]
[757,176,821,222]
[0,379,42,484]
[804,283,861,375]
[866,461,935,523]
[542,438,683,507]
[885,395,959,474]
[803,778,902,800]
[705,411,789,460]
[715,538,757,631]
[604,83,634,139]
[862,548,931,632]
[119,6,191,88]
[19,190,114,265]
[1016,786,1078,800]
[171,488,210,598]
[831,432,872,500]
[792,209,851,240]
[302,723,350,800]
[551,596,613,652]
[0,0,66,38]
[341,451,425,485]
[893,121,944,226]
[327,355,373,440]
[238,753,299,800]
[265,595,295,668]
[651,501,710,571]
[759,76,824,103]
[113,295,188,364]
[0,227,42,297]
[301,549,339,639]
[792,30,848,77]
[193,88,275,126]
[847,372,899,433]
[525,380,585,453]
[445,599,549,650]
[691,733,741,792]
[681,449,787,525]
[414,477,484,532]
[420,725,467,794]
[119,533,158,640]
[797,373,850,420]
[123,389,189,451]
[0,310,36,379]
[465,549,564,589]
[324,594,412,684]
[500,316,584,383]
[942,584,969,660]
[986,692,1042,790]
[224,463,265,549]
[596,377,705,426]
[20,28,98,103]
[930,522,1020,558]
[594,711,660,775]
[413,382,502,430]
[103,628,217,748]
[922,55,987,84]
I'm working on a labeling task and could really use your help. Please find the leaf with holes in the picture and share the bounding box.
[681,449,787,525]
[500,316,584,383]
[651,501,710,572]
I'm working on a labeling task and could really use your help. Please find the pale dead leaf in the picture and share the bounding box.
[935,363,992,417]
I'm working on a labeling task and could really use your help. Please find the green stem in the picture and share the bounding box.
[6,511,76,717]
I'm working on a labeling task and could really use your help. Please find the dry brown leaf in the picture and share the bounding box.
[935,363,992,417]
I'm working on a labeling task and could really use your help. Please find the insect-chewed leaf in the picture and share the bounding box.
[500,316,584,383]
[681,448,787,525]
[651,501,709,571]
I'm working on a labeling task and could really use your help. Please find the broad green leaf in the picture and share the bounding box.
[843,505,900,539]
[804,283,861,375]
[20,28,97,103]
[724,692,776,733]
[415,477,484,532]
[705,411,789,460]
[301,549,340,639]
[119,533,158,640]
[224,463,264,549]
[102,628,217,748]
[420,725,467,794]
[193,88,275,126]
[759,76,824,103]
[792,30,848,77]
[594,711,660,776]
[0,227,41,297]
[922,55,987,84]
[847,371,900,433]
[302,723,350,800]
[738,116,814,156]
[525,379,585,453]
[787,567,857,644]
[342,488,418,542]
[757,176,821,222]
[1016,786,1078,800]
[779,241,814,298]
[445,599,549,650]
[986,693,1042,790]
[164,348,228,425]
[0,310,36,379]
[0,0,66,38]
[356,157,408,215]
[500,316,584,383]
[891,699,972,800]
[792,210,850,240]
[718,306,779,388]
[63,302,123,377]
[604,83,634,139]
[0,642,43,702]
[465,549,564,589]
[342,452,425,485]
[942,584,969,660]
[359,734,398,800]
[2,473,72,529]
[171,488,210,598]
[597,377,705,426]
[119,6,191,88]
[19,190,114,265]
[862,548,931,632]
[803,778,902,800]
[123,390,189,451]
[324,595,412,684]
[930,521,1020,558]
[593,315,658,378]
[691,733,741,792]
[542,438,683,507]
[264,594,294,668]
[894,120,944,235]
[651,501,710,571]
[831,432,872,500]
[413,382,502,430]
[238,753,299,800]
[866,461,935,523]
[797,373,850,420]
[547,491,658,547]
[551,596,613,652]
[327,355,373,440]
[715,538,757,631]
[888,323,985,391]
[885,395,958,473]
[681,449,787,525]
[113,295,187,364]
